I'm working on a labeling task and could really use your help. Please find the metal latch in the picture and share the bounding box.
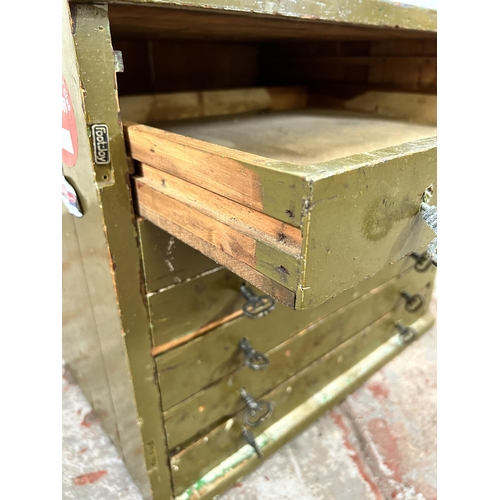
[395,321,417,343]
[420,202,437,267]
[410,251,433,273]
[242,427,264,458]
[113,50,124,73]
[239,338,269,371]
[400,290,425,312]
[240,388,273,427]
[240,284,275,319]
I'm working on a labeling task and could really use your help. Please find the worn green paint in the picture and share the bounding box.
[62,207,121,448]
[132,123,436,310]
[164,266,434,449]
[129,105,437,310]
[66,3,172,498]
[148,268,244,347]
[254,239,301,291]
[248,161,318,229]
[170,293,433,494]
[73,0,437,33]
[138,219,218,293]
[174,311,434,500]
[296,137,437,309]
[155,250,423,411]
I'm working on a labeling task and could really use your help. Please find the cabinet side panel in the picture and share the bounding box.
[63,208,120,448]
[63,1,172,498]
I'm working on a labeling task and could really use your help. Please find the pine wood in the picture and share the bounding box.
[120,87,307,123]
[151,310,243,357]
[136,201,298,307]
[154,108,436,165]
[126,92,437,309]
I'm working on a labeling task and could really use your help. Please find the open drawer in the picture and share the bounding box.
[124,87,436,310]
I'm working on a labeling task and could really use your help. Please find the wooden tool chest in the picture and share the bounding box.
[62,1,437,499]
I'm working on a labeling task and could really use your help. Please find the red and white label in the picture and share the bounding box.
[62,76,78,167]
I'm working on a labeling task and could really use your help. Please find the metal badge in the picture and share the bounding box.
[91,124,110,165]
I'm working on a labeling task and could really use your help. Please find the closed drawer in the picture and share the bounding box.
[155,250,433,411]
[125,87,436,310]
[148,268,245,349]
[169,287,433,495]
[137,218,217,293]
[164,265,434,450]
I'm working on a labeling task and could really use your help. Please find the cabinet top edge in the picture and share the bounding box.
[71,0,437,33]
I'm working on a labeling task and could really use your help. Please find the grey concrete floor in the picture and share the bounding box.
[62,294,436,500]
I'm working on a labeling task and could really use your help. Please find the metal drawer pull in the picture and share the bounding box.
[242,427,263,458]
[410,252,433,273]
[239,338,269,371]
[400,290,425,313]
[240,388,273,427]
[420,202,437,267]
[240,284,275,319]
[395,321,417,344]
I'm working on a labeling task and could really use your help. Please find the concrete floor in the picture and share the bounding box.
[62,294,436,500]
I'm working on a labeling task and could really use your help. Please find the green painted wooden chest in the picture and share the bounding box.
[62,0,436,498]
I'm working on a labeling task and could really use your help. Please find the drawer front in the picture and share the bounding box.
[164,266,434,450]
[126,91,436,310]
[170,288,433,495]
[138,218,217,292]
[148,268,245,348]
[155,252,434,410]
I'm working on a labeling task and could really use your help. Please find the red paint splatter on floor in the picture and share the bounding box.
[81,412,99,428]
[77,408,82,415]
[62,368,76,385]
[367,381,390,399]
[233,482,243,488]
[367,418,403,482]
[329,410,384,500]
[73,470,108,485]
[264,475,270,481]
[425,377,437,389]
[78,447,88,454]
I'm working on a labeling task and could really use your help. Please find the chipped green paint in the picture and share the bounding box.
[163,264,434,450]
[174,311,435,500]
[73,0,437,32]
[68,4,173,498]
[169,285,433,493]
[157,252,424,414]
[175,433,272,500]
[296,137,437,309]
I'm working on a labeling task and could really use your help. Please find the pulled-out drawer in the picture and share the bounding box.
[169,288,433,495]
[125,87,436,310]
[163,267,434,450]
[155,253,434,411]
